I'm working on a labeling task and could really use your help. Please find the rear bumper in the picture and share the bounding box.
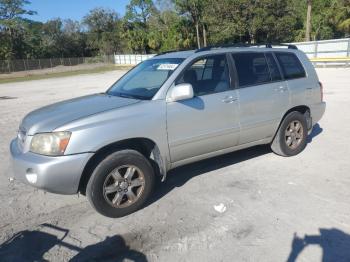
[10,139,93,195]
[311,102,326,125]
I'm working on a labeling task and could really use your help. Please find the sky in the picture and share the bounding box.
[26,0,130,22]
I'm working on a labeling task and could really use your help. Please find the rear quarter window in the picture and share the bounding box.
[275,52,306,80]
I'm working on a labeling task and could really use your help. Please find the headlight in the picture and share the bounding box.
[30,131,71,156]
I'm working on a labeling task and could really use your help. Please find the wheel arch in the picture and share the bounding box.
[272,105,311,144]
[78,137,165,195]
[282,105,311,130]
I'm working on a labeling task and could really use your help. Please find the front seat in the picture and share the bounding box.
[183,69,198,91]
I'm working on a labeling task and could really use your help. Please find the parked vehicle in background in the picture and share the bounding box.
[10,44,326,218]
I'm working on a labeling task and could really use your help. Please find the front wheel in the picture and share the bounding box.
[86,150,155,218]
[271,111,308,157]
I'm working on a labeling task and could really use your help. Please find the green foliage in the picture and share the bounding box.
[83,8,123,55]
[0,0,350,60]
[123,0,157,53]
[0,0,36,59]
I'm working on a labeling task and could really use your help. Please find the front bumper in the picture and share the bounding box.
[10,139,93,195]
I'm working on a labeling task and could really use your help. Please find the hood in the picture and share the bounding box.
[21,93,140,135]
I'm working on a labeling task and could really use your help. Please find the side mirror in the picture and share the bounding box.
[167,83,194,102]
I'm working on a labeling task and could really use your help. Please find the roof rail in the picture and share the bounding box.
[265,43,298,49]
[195,43,298,53]
[155,49,190,56]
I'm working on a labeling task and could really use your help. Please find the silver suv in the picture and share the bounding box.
[10,45,326,217]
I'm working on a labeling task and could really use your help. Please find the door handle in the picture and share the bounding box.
[222,96,237,103]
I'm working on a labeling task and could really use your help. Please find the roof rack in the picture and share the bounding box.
[195,43,298,53]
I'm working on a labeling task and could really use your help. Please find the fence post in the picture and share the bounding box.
[347,38,350,67]
[314,41,318,58]
[38,59,42,69]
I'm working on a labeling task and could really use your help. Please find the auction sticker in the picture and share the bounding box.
[157,64,179,70]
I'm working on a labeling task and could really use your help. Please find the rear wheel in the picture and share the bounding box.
[271,111,308,156]
[86,150,155,218]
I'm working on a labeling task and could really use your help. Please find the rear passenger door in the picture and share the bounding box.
[231,52,290,144]
[274,52,310,105]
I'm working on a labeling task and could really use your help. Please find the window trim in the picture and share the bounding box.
[173,53,235,97]
[274,52,307,80]
[271,52,285,81]
[265,52,284,82]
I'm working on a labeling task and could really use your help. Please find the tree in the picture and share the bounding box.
[148,9,195,52]
[124,0,157,53]
[174,0,207,48]
[0,0,35,20]
[305,0,312,41]
[83,8,123,55]
[1,0,350,60]
[203,0,298,45]
[0,0,36,59]
[336,0,350,36]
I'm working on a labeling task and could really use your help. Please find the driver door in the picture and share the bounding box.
[166,54,240,164]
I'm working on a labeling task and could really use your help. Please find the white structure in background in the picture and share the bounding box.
[291,38,350,58]
[291,38,350,67]
[114,54,155,65]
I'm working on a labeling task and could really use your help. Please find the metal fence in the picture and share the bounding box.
[0,55,115,74]
[290,38,350,67]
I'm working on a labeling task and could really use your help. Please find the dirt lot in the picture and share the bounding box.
[0,69,349,262]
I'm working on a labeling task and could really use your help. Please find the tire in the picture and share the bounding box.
[86,150,155,218]
[271,111,308,157]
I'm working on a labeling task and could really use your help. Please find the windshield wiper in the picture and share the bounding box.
[110,92,149,100]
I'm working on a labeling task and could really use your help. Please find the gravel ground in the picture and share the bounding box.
[0,69,349,262]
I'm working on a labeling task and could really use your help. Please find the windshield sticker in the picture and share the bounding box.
[157,64,179,71]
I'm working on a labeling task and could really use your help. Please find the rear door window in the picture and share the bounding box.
[275,52,306,80]
[232,52,270,87]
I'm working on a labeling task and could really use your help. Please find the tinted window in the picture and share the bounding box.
[232,52,270,87]
[176,55,231,96]
[266,53,282,81]
[275,52,306,80]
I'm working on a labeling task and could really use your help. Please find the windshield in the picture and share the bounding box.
[107,58,185,100]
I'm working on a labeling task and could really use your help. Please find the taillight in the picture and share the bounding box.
[319,81,324,102]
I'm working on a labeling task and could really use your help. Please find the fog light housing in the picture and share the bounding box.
[26,169,37,184]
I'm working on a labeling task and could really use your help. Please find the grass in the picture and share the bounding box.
[0,65,133,84]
